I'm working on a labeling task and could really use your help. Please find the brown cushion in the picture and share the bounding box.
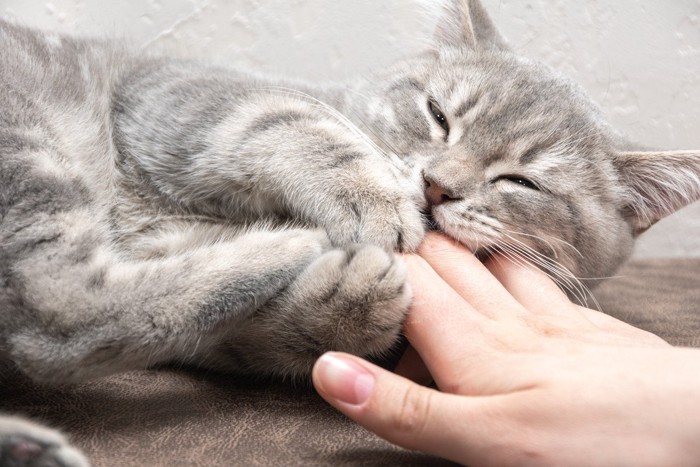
[2,258,699,466]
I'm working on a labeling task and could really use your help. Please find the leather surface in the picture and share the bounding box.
[2,258,698,466]
[594,258,700,347]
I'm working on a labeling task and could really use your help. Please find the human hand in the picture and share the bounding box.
[312,233,700,466]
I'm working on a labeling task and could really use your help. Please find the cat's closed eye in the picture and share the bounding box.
[427,100,449,140]
[493,175,540,191]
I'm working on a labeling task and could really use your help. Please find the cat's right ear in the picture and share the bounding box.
[424,0,510,52]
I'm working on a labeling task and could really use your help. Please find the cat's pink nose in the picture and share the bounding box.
[424,175,459,206]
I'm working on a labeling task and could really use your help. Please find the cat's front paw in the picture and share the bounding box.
[324,186,426,252]
[0,417,89,467]
[302,244,411,355]
[231,244,411,377]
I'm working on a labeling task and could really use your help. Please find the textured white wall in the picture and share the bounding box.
[3,0,699,258]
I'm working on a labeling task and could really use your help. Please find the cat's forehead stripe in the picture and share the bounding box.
[389,77,424,93]
[518,144,552,165]
[454,96,479,119]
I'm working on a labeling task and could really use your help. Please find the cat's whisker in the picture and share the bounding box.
[190,335,202,360]
[501,234,570,276]
[341,87,407,156]
[333,315,344,351]
[500,233,558,269]
[501,240,587,303]
[502,227,585,260]
[501,228,559,259]
[251,86,403,168]
[503,247,589,307]
[473,230,482,255]
[498,237,597,308]
[496,247,578,301]
[494,243,578,296]
[498,241,573,289]
[575,274,627,281]
[492,244,531,270]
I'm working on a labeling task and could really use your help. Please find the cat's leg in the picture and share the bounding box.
[0,416,89,467]
[113,64,427,251]
[205,243,411,378]
[228,104,428,251]
[6,214,329,383]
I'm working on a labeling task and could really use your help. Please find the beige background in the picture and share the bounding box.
[3,0,699,257]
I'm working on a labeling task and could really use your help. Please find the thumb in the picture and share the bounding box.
[312,352,484,464]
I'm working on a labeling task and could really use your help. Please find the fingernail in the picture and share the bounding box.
[315,352,375,406]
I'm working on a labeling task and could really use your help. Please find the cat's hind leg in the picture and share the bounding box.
[212,243,411,378]
[4,213,328,383]
[0,416,89,467]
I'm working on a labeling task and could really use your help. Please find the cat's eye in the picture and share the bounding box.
[428,100,450,138]
[496,175,540,191]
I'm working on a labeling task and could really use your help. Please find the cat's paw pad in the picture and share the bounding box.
[0,417,89,467]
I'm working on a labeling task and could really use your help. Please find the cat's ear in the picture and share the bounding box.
[426,0,509,52]
[614,150,700,235]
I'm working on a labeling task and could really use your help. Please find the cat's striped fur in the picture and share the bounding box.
[1,1,699,464]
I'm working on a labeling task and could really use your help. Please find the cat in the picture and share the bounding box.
[1,0,699,465]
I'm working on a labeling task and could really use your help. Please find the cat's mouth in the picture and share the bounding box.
[423,210,493,263]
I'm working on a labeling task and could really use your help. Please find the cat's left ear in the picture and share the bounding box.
[614,150,700,235]
[427,0,510,52]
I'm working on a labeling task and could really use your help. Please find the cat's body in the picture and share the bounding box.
[1,1,699,465]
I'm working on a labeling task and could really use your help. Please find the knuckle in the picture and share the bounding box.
[390,385,433,436]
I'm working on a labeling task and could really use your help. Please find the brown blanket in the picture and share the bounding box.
[2,258,698,466]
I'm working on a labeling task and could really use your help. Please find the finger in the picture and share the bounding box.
[402,254,494,382]
[484,252,583,317]
[394,345,433,386]
[578,308,670,346]
[417,233,524,319]
[485,254,671,346]
[313,352,488,465]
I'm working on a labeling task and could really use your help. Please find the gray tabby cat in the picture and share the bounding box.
[2,0,699,465]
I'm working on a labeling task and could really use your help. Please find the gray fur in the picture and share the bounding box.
[1,1,699,461]
[0,416,89,466]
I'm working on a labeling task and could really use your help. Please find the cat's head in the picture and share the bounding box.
[358,0,700,289]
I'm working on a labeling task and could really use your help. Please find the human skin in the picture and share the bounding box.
[312,233,700,466]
